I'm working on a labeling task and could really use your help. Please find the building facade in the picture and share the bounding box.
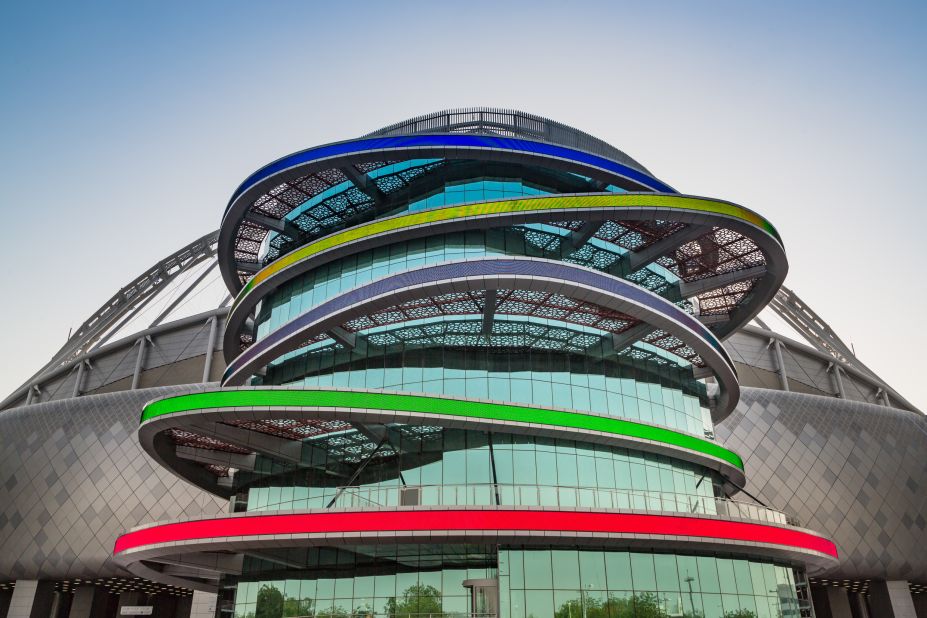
[0,110,923,618]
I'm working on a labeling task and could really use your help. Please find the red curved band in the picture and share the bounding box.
[114,509,837,559]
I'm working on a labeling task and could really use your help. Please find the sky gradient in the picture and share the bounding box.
[1,1,925,410]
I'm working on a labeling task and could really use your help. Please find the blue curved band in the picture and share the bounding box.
[223,258,733,385]
[227,134,676,209]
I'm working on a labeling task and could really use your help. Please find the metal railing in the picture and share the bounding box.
[318,484,798,527]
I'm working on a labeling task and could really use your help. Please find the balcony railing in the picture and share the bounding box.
[324,484,798,527]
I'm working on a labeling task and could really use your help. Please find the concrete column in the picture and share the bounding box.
[869,580,917,618]
[48,592,71,618]
[0,589,13,618]
[68,585,108,618]
[8,580,55,618]
[152,594,177,618]
[912,592,927,618]
[175,595,192,618]
[848,592,871,618]
[115,590,143,616]
[189,591,217,618]
[825,586,853,618]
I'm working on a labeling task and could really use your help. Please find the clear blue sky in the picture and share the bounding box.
[1,1,925,410]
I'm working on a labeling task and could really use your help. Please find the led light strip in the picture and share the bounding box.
[140,388,744,470]
[230,193,782,321]
[220,133,681,293]
[221,258,740,418]
[227,134,675,209]
[113,509,838,559]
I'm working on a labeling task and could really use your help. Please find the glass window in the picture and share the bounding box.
[630,553,657,591]
[697,556,721,593]
[551,550,581,589]
[578,551,607,590]
[653,554,680,591]
[523,550,553,590]
[715,558,737,594]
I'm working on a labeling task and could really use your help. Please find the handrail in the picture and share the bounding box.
[249,483,799,527]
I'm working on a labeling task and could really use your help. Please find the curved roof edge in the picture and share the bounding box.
[366,107,654,176]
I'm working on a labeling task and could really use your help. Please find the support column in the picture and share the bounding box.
[202,316,218,383]
[131,336,148,390]
[769,338,789,391]
[72,361,86,398]
[68,585,108,618]
[912,592,927,618]
[175,595,192,618]
[824,586,853,618]
[189,591,217,618]
[848,592,871,618]
[115,590,143,616]
[869,580,917,618]
[0,589,13,618]
[829,362,846,399]
[8,580,54,618]
[152,594,178,618]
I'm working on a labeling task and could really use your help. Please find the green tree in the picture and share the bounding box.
[256,585,285,618]
[722,610,756,618]
[316,604,350,618]
[385,583,443,616]
[632,593,669,618]
[553,592,671,618]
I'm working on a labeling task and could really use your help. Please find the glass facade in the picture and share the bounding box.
[259,344,710,436]
[254,230,679,342]
[183,113,821,618]
[238,430,721,514]
[263,161,630,263]
[232,545,496,618]
[501,549,800,618]
[231,546,802,618]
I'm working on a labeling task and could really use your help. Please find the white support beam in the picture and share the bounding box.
[340,165,385,205]
[130,336,151,390]
[611,323,655,354]
[202,315,219,383]
[328,326,368,354]
[627,225,709,272]
[235,261,261,274]
[175,445,258,471]
[481,289,498,335]
[568,221,603,250]
[678,264,767,298]
[189,422,302,465]
[828,362,846,399]
[769,338,790,391]
[71,360,87,398]
[244,212,303,240]
[154,553,243,576]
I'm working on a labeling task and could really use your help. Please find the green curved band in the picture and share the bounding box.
[231,193,782,319]
[141,389,744,470]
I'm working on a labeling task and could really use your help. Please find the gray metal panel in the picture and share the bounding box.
[0,311,228,411]
[716,387,927,581]
[0,386,226,581]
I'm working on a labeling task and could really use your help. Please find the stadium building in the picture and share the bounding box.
[0,109,923,618]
